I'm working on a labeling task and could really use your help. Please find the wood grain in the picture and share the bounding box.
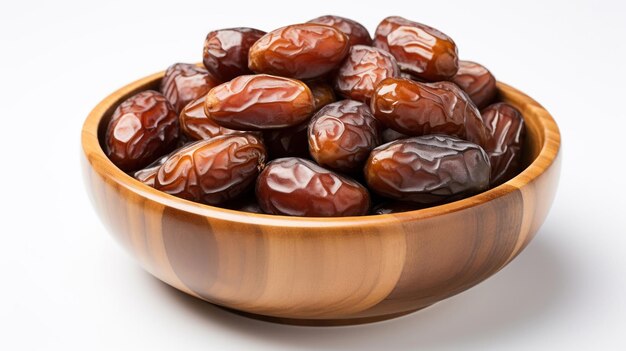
[81,71,561,325]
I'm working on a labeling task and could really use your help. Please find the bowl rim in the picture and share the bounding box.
[81,70,561,228]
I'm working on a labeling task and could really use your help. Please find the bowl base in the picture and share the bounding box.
[218,306,429,327]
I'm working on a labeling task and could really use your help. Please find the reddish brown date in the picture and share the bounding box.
[133,153,170,187]
[248,24,349,80]
[364,135,490,204]
[373,16,459,81]
[203,27,266,81]
[308,81,336,110]
[335,45,399,103]
[450,60,497,109]
[481,103,526,185]
[308,100,381,172]
[155,134,266,205]
[160,63,219,113]
[370,78,488,146]
[205,74,315,130]
[105,90,179,172]
[179,96,242,140]
[256,158,370,217]
[307,15,372,47]
[263,122,311,160]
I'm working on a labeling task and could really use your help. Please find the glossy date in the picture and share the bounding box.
[308,81,336,110]
[373,16,459,81]
[481,102,526,185]
[255,158,370,216]
[307,15,372,47]
[335,45,399,103]
[160,63,219,113]
[364,135,490,204]
[106,90,179,172]
[203,27,266,81]
[450,60,497,109]
[205,74,315,130]
[248,24,349,79]
[308,100,381,172]
[179,96,242,140]
[155,134,266,205]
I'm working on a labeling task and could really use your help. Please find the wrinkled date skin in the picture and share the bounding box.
[370,78,488,146]
[263,122,311,160]
[133,153,170,187]
[160,63,220,113]
[179,96,242,140]
[364,135,490,204]
[373,16,459,81]
[106,90,179,172]
[203,27,266,81]
[205,74,315,130]
[307,15,372,47]
[256,158,370,216]
[248,24,349,80]
[335,45,399,103]
[450,60,497,109]
[155,134,266,205]
[308,100,381,172]
[308,81,336,110]
[481,103,526,185]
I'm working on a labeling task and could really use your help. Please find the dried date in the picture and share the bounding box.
[308,100,381,172]
[256,157,370,216]
[133,153,170,187]
[105,90,179,172]
[450,60,497,109]
[335,45,399,103]
[248,24,349,79]
[203,27,266,81]
[205,74,315,130]
[308,81,336,110]
[160,63,219,113]
[481,102,526,185]
[370,78,488,146]
[179,96,242,140]
[307,15,372,46]
[364,135,490,204]
[155,134,266,205]
[373,16,459,81]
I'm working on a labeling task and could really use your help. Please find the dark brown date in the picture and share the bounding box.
[105,90,179,172]
[370,78,488,146]
[373,16,459,81]
[364,135,490,204]
[450,60,497,109]
[155,134,266,205]
[160,63,219,113]
[133,153,170,187]
[335,45,399,103]
[256,158,370,217]
[307,15,372,47]
[203,27,266,82]
[179,96,242,140]
[372,201,424,215]
[308,81,336,110]
[263,122,311,160]
[205,74,315,130]
[481,103,526,185]
[381,128,408,143]
[248,24,349,79]
[308,100,381,172]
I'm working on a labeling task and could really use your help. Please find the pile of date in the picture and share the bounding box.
[105,16,525,217]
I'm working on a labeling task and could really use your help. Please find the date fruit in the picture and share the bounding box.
[308,81,336,110]
[307,15,372,47]
[256,157,370,216]
[450,60,497,109]
[160,63,219,113]
[248,24,349,79]
[370,78,488,146]
[335,45,399,103]
[205,74,315,130]
[155,134,266,205]
[373,16,459,81]
[203,27,266,81]
[364,135,490,204]
[179,96,242,140]
[133,153,170,187]
[308,100,381,172]
[105,90,179,172]
[481,102,526,185]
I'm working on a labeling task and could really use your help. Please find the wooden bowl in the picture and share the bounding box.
[81,71,561,326]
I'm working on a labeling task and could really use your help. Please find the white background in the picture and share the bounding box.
[1,0,625,349]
